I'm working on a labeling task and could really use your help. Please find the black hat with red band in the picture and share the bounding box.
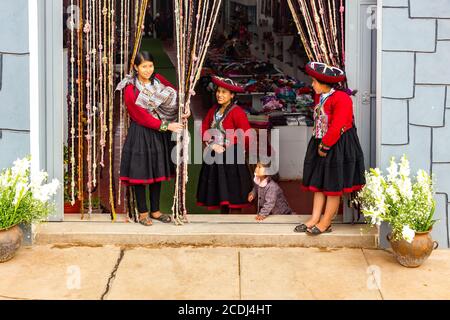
[211,75,245,93]
[304,62,346,84]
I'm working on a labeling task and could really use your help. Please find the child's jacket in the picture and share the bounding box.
[251,178,292,216]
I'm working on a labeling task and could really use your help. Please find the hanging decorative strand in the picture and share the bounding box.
[287,0,345,69]
[287,0,314,61]
[118,0,125,206]
[340,0,345,66]
[84,0,93,217]
[92,0,98,188]
[69,0,77,206]
[77,0,85,219]
[99,0,106,168]
[66,0,156,220]
[108,0,117,221]
[172,0,223,225]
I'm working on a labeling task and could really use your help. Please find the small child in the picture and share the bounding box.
[248,162,293,221]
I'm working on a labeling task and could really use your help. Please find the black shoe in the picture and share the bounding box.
[306,225,332,235]
[294,223,308,233]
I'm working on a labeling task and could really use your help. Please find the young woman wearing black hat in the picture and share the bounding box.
[294,62,366,235]
[116,51,184,226]
[196,76,254,213]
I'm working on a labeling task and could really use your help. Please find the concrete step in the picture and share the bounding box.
[34,215,378,248]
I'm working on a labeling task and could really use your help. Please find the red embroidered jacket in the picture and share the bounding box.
[123,74,176,131]
[313,90,354,148]
[201,104,253,150]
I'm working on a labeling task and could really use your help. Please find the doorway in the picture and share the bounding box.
[35,0,378,222]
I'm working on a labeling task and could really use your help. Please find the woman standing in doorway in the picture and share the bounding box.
[294,62,365,235]
[197,76,254,213]
[117,51,183,226]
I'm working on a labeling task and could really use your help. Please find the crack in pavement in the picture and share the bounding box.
[100,248,125,300]
[361,248,384,300]
[238,250,242,300]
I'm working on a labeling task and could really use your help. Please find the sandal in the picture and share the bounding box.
[306,225,332,235]
[294,223,309,233]
[138,213,153,226]
[151,213,172,223]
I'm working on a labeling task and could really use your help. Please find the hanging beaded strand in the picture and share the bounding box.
[172,0,223,224]
[92,0,98,188]
[99,0,106,168]
[102,1,108,168]
[69,0,77,206]
[317,0,335,66]
[298,0,322,61]
[328,0,340,67]
[287,0,314,61]
[78,0,85,219]
[108,0,118,221]
[84,0,93,217]
[308,0,328,62]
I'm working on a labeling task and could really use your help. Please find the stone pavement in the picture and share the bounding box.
[0,244,449,300]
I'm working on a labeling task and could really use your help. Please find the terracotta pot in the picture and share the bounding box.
[64,199,81,214]
[0,225,23,263]
[388,230,438,268]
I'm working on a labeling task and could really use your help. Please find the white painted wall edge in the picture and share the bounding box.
[29,0,40,174]
[376,0,383,247]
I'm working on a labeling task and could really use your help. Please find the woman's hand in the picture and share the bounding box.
[248,192,255,203]
[168,122,184,134]
[211,144,225,154]
[318,146,327,158]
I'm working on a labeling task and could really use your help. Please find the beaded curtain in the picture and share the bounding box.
[287,0,346,69]
[172,0,223,225]
[66,0,149,221]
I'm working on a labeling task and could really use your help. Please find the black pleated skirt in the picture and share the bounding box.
[120,121,175,185]
[196,144,253,210]
[301,127,366,196]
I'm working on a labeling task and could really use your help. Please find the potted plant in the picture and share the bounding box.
[64,145,81,213]
[355,155,438,267]
[0,156,60,262]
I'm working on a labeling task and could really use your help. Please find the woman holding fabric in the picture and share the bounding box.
[197,76,254,213]
[294,62,366,235]
[116,51,183,226]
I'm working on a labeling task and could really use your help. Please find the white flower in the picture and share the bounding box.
[387,158,398,181]
[47,179,60,196]
[373,168,382,177]
[402,225,415,243]
[0,171,11,188]
[30,170,48,188]
[386,185,399,202]
[399,155,410,178]
[13,182,29,205]
[397,177,413,199]
[33,178,60,202]
[12,157,31,177]
[416,170,431,189]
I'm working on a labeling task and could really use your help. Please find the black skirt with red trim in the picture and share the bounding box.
[196,144,253,210]
[120,121,175,186]
[301,127,366,196]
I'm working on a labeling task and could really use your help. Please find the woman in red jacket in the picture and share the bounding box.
[294,62,365,235]
[116,51,183,226]
[197,76,254,213]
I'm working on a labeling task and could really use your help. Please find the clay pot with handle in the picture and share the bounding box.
[388,230,438,268]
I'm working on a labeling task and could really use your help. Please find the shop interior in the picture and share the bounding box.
[62,0,350,218]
